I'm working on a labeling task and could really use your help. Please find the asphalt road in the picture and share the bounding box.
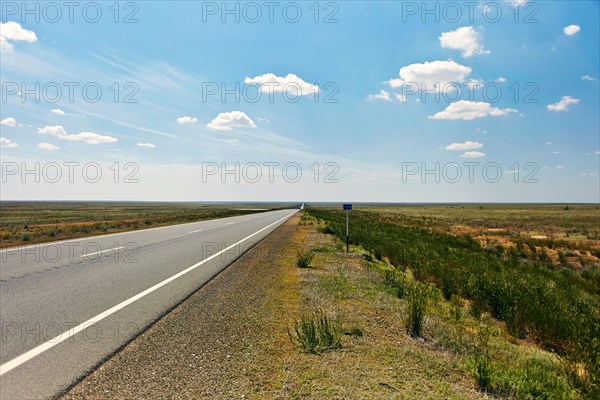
[0,208,298,399]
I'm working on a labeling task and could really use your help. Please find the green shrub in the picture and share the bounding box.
[404,281,431,337]
[318,225,336,235]
[382,269,407,298]
[450,294,463,322]
[383,269,397,287]
[296,248,314,268]
[289,312,342,353]
[344,326,363,337]
[470,323,493,391]
[558,250,570,268]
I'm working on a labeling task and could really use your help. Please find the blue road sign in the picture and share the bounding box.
[343,204,352,210]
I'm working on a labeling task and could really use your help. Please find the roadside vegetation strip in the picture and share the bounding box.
[307,207,599,398]
[279,213,488,398]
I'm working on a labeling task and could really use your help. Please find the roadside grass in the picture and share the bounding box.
[289,210,583,399]
[275,213,488,399]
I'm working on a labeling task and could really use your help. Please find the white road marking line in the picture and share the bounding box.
[0,211,296,376]
[189,229,204,234]
[81,247,124,258]
[226,222,234,225]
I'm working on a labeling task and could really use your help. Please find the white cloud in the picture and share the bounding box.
[544,141,553,145]
[1,117,16,127]
[552,151,560,155]
[395,93,407,103]
[465,79,484,89]
[445,141,484,151]
[137,142,156,148]
[207,111,256,132]
[387,60,472,92]
[0,137,18,148]
[37,125,118,144]
[244,73,319,96]
[595,150,600,155]
[429,101,517,120]
[50,108,66,115]
[460,151,485,158]
[367,90,392,102]
[556,165,565,169]
[38,142,60,151]
[563,25,581,36]
[582,75,595,81]
[225,139,239,146]
[0,22,37,53]
[495,77,507,83]
[547,96,580,112]
[439,26,489,58]
[176,116,197,124]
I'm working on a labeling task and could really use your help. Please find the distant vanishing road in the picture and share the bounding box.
[0,208,298,399]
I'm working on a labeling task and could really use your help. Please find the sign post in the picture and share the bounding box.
[343,204,352,253]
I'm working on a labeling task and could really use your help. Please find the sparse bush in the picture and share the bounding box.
[318,224,336,235]
[383,269,397,287]
[383,269,407,298]
[540,247,552,264]
[296,248,314,268]
[471,323,493,391]
[450,294,463,322]
[289,312,342,353]
[558,250,570,268]
[403,281,431,337]
[344,326,363,337]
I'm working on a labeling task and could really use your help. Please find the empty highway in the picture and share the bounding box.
[0,208,298,399]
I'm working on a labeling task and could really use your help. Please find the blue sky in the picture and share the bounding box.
[1,1,598,202]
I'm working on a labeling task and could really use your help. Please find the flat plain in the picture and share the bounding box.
[0,202,289,248]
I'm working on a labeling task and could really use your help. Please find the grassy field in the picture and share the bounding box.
[0,201,292,248]
[305,205,600,398]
